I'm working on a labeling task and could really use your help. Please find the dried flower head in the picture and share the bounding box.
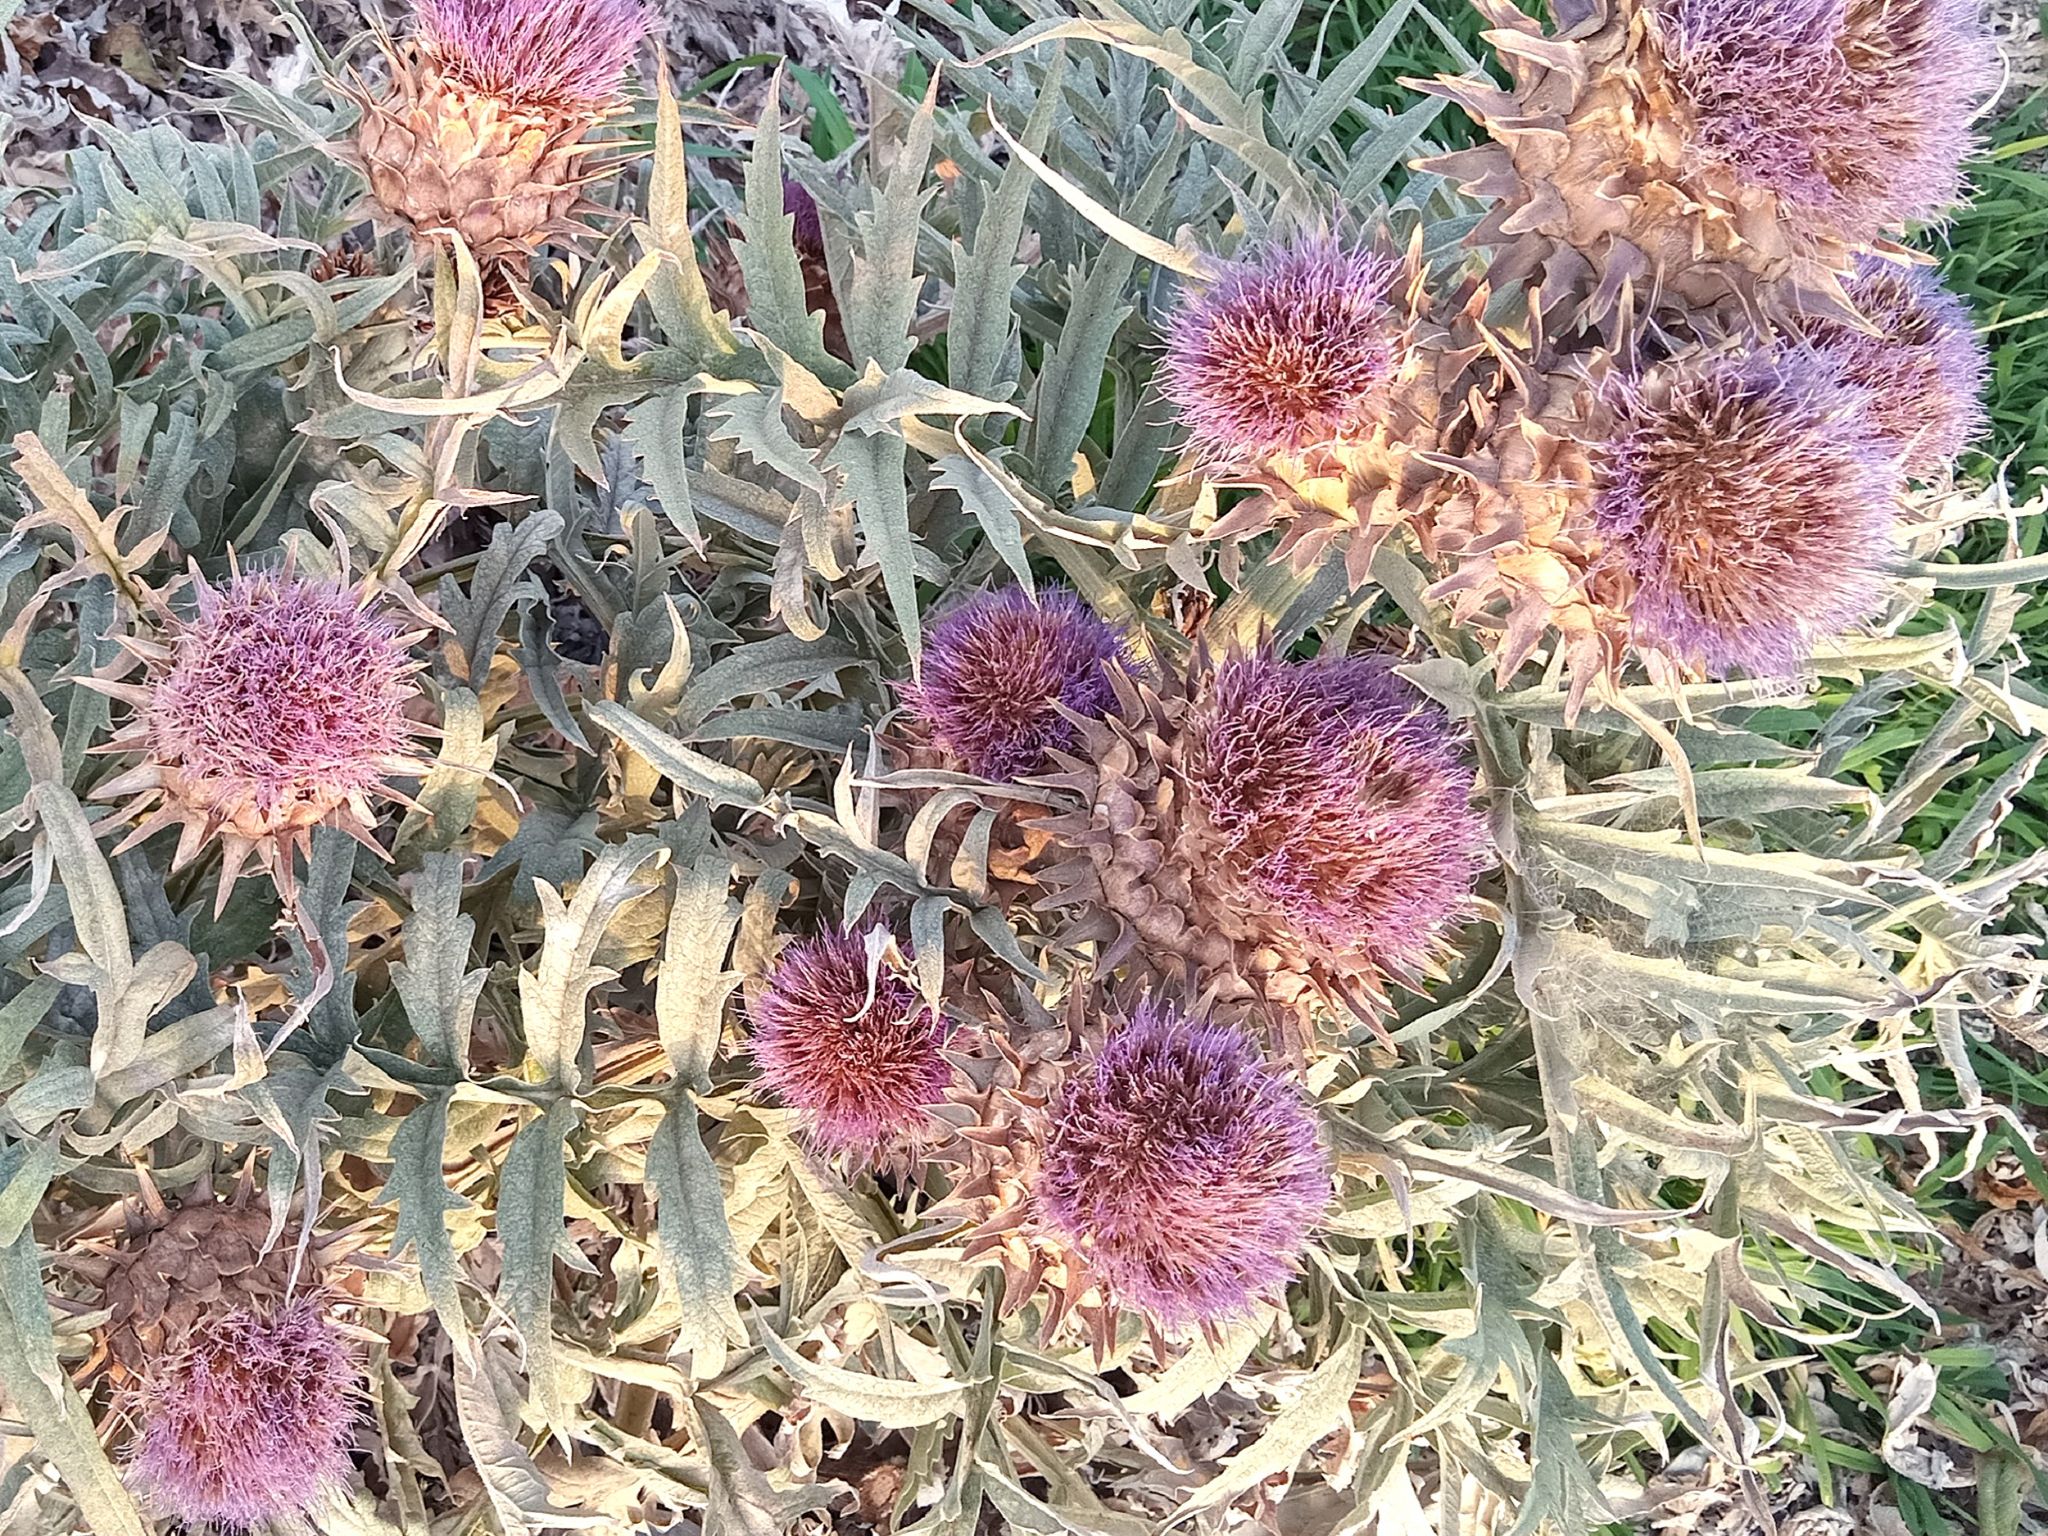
[413,0,647,105]
[1656,0,1995,238]
[129,1300,357,1529]
[907,587,1130,780]
[1162,236,1406,461]
[1036,999,1328,1328]
[1807,257,1988,478]
[750,931,950,1156]
[1179,652,1488,980]
[94,569,424,903]
[1590,349,1901,676]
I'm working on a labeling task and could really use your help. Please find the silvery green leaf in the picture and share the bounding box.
[844,77,938,372]
[587,701,769,812]
[672,632,858,735]
[381,1090,476,1360]
[827,412,923,663]
[391,852,484,1072]
[497,1101,580,1429]
[655,850,740,1087]
[755,1322,974,1428]
[1171,1323,1366,1519]
[646,1098,746,1378]
[738,72,848,386]
[693,1397,843,1536]
[442,509,563,691]
[398,683,499,855]
[0,1225,146,1536]
[517,838,663,1094]
[644,64,742,367]
[951,47,1066,402]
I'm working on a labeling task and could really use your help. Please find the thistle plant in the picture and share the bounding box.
[90,568,427,906]
[129,1301,357,1528]
[0,0,2035,1533]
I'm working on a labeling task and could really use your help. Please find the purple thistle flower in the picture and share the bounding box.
[783,180,826,258]
[749,931,950,1157]
[907,587,1130,781]
[1161,236,1406,461]
[145,571,417,831]
[1036,999,1329,1328]
[1657,0,1996,237]
[1807,256,1988,479]
[414,0,648,105]
[1591,348,1902,677]
[1179,653,1488,977]
[129,1301,357,1528]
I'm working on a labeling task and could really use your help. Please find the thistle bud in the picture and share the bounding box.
[352,0,649,263]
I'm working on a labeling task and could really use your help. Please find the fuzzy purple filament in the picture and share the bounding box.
[1180,653,1488,975]
[749,931,950,1156]
[414,0,648,105]
[1160,236,1406,461]
[1036,999,1329,1328]
[1592,349,1901,677]
[129,1301,357,1528]
[907,587,1130,781]
[1809,257,1988,479]
[146,572,415,826]
[1658,0,1995,236]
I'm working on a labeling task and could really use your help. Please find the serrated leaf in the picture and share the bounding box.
[646,1097,746,1378]
[588,701,770,812]
[391,851,484,1072]
[517,838,663,1093]
[655,849,740,1087]
[1171,1323,1365,1518]
[756,1322,974,1428]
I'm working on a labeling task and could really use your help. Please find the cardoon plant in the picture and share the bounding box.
[129,1301,358,1528]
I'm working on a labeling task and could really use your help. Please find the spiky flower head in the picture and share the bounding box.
[749,931,950,1157]
[1590,348,1901,677]
[1180,652,1488,982]
[1162,236,1406,462]
[413,0,647,105]
[129,1299,357,1528]
[94,569,424,903]
[1035,999,1328,1328]
[1806,257,1988,478]
[907,587,1130,781]
[1656,0,1994,239]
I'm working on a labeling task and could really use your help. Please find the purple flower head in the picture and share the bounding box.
[1036,999,1329,1328]
[1591,348,1902,676]
[415,0,648,105]
[1179,653,1488,977]
[129,1300,357,1528]
[783,180,826,258]
[749,930,950,1157]
[146,571,417,833]
[1808,256,1988,478]
[1657,0,1996,237]
[1161,236,1406,461]
[907,586,1131,781]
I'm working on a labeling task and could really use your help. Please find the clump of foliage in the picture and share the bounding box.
[0,0,2040,1531]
